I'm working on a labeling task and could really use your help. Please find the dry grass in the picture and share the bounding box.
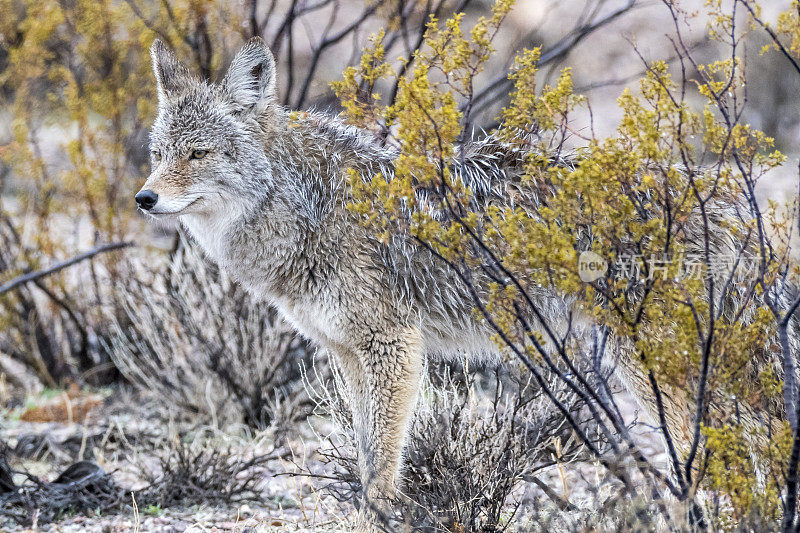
[110,240,320,433]
[132,433,285,509]
[303,359,600,532]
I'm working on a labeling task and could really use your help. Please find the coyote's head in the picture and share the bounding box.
[136,38,278,218]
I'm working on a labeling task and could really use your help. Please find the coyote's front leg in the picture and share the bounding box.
[336,326,424,532]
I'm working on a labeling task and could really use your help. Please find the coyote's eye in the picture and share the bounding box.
[190,150,208,160]
[151,151,162,162]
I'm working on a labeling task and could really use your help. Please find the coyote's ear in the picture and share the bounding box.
[223,37,277,114]
[151,39,193,104]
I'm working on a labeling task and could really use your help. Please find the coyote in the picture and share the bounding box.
[137,38,793,530]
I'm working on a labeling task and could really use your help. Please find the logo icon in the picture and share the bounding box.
[578,251,608,282]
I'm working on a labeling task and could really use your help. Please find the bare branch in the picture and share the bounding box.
[0,242,134,297]
[469,0,637,115]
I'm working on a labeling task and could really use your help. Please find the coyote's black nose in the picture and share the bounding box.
[135,190,158,211]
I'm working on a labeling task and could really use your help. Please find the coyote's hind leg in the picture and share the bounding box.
[336,326,425,533]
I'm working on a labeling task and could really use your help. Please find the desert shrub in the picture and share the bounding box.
[110,240,317,432]
[0,456,126,527]
[307,359,599,531]
[335,0,800,527]
[401,367,591,531]
[0,211,132,387]
[133,433,281,509]
[0,213,73,385]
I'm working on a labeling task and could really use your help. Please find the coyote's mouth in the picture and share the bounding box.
[146,196,202,217]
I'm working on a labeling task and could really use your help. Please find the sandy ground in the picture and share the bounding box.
[1,402,354,532]
[1,384,669,532]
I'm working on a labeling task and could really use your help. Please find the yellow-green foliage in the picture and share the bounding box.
[335,0,800,521]
[339,0,514,247]
[499,48,584,139]
[703,423,789,528]
[331,29,394,129]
